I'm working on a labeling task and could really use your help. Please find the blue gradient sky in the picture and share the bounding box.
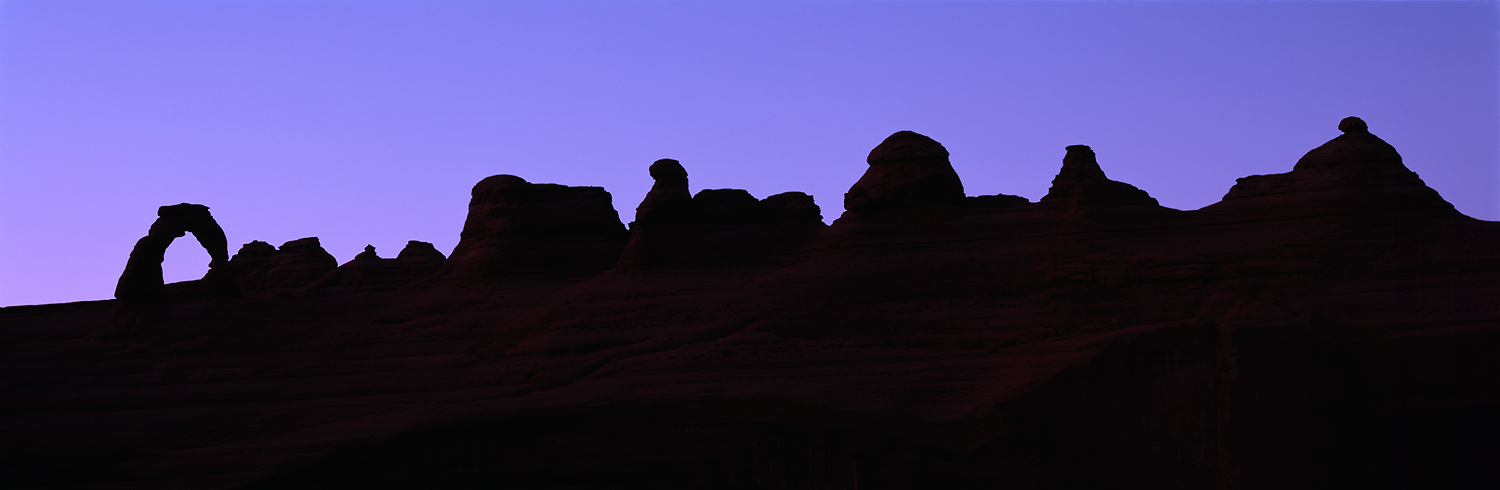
[2,1,1496,307]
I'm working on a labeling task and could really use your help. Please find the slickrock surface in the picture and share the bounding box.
[3,121,1498,489]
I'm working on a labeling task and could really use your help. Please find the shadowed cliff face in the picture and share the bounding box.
[436,174,628,278]
[1042,144,1159,208]
[618,159,827,267]
[4,119,1499,490]
[1212,116,1453,218]
[843,130,965,214]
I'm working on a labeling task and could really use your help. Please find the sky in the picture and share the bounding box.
[1,0,1496,307]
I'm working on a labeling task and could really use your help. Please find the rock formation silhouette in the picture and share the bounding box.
[1211,116,1453,218]
[435,174,628,279]
[316,241,446,287]
[231,237,338,296]
[114,203,228,299]
[618,159,825,266]
[843,130,965,214]
[7,118,1499,490]
[1041,144,1160,208]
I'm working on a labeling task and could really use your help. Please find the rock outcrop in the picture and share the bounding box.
[114,203,229,299]
[317,241,446,287]
[233,237,338,296]
[617,160,825,266]
[842,130,965,215]
[1210,116,1455,218]
[1041,144,1160,208]
[435,175,628,278]
[6,118,1499,490]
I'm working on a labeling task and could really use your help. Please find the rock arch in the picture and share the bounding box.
[114,203,229,299]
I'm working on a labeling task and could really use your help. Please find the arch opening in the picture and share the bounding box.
[114,203,229,300]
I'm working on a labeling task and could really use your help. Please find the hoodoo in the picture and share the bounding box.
[7,118,1498,490]
[618,159,825,266]
[1041,144,1159,208]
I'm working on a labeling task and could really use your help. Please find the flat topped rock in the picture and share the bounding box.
[397,240,446,262]
[157,203,214,222]
[279,237,328,253]
[438,174,628,278]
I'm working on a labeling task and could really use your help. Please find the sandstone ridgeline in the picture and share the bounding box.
[3,118,1498,489]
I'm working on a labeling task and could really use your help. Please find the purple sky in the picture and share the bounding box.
[2,1,1496,307]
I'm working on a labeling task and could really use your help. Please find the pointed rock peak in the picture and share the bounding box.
[649,159,688,180]
[867,131,950,165]
[1292,116,1405,174]
[355,245,380,261]
[1042,145,1157,207]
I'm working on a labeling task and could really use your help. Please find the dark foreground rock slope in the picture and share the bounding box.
[3,119,1499,489]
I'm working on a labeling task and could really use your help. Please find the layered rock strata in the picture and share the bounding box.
[232,237,338,296]
[316,241,446,287]
[7,118,1498,490]
[617,159,826,266]
[1041,144,1160,208]
[435,175,628,278]
[1209,116,1454,219]
[843,130,965,215]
